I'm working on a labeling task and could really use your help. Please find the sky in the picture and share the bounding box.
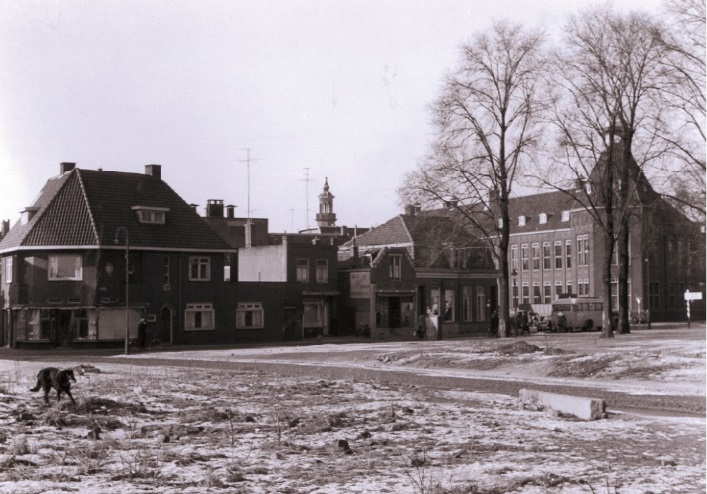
[0,0,667,233]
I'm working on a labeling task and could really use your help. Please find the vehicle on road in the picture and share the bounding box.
[549,296,604,332]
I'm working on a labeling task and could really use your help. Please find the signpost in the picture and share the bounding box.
[684,291,703,329]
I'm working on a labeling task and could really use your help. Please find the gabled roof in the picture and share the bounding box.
[0,168,231,252]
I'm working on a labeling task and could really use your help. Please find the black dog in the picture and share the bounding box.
[29,367,78,405]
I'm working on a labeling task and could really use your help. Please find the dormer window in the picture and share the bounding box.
[518,216,526,227]
[498,218,504,228]
[561,211,570,222]
[132,206,168,224]
[539,213,547,224]
[21,207,40,225]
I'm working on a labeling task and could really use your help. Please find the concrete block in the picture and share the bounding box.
[519,389,605,421]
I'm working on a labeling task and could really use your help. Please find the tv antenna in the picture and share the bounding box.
[239,148,260,223]
[299,168,316,230]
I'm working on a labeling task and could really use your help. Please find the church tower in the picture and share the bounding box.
[316,177,337,228]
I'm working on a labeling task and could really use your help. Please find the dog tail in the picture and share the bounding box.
[29,380,41,392]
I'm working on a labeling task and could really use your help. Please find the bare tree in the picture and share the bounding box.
[536,7,671,337]
[658,0,706,220]
[399,21,546,337]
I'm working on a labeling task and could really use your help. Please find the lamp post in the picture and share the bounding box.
[511,268,518,311]
[115,227,130,354]
[644,257,650,330]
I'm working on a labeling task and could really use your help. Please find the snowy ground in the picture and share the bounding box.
[0,326,704,493]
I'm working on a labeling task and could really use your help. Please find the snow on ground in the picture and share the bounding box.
[0,326,704,493]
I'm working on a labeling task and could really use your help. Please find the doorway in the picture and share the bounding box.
[160,306,173,344]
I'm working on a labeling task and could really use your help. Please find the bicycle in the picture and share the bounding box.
[129,337,162,352]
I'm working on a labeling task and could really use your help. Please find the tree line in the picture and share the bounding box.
[399,0,706,338]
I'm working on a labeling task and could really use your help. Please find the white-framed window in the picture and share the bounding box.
[296,258,309,282]
[554,241,563,269]
[462,286,472,322]
[224,254,231,282]
[132,206,168,224]
[49,254,83,281]
[510,245,518,271]
[532,282,541,304]
[539,213,547,224]
[521,244,529,271]
[543,242,551,270]
[532,243,540,270]
[566,281,573,296]
[565,240,572,269]
[518,216,526,226]
[475,286,486,322]
[189,256,211,281]
[236,302,264,329]
[544,282,552,304]
[389,254,402,280]
[578,278,589,297]
[522,282,530,305]
[610,279,619,311]
[4,257,12,283]
[444,289,455,322]
[577,234,589,267]
[555,281,563,298]
[316,259,328,283]
[561,210,570,222]
[185,303,214,331]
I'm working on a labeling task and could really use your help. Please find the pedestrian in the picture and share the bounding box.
[138,318,148,349]
[490,311,499,337]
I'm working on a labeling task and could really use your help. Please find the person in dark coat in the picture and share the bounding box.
[138,318,148,349]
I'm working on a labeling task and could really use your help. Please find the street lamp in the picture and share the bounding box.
[115,227,130,354]
[511,268,518,311]
[644,257,651,330]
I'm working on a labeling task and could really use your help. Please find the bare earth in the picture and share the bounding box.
[0,324,704,493]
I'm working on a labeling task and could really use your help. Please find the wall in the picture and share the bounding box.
[238,245,287,281]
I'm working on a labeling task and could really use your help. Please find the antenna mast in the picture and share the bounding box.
[298,168,315,230]
[239,148,259,224]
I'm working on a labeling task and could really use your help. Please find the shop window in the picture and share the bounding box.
[49,255,83,281]
[185,303,214,330]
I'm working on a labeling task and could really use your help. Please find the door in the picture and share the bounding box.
[160,306,172,344]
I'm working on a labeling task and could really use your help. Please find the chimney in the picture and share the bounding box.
[574,176,586,192]
[1,219,9,237]
[189,203,198,213]
[60,162,76,174]
[145,164,162,180]
[404,204,416,216]
[206,199,224,218]
[245,222,254,248]
[226,204,235,219]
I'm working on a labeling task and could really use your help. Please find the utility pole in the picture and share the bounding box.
[239,149,259,224]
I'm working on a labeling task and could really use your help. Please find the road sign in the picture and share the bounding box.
[684,291,703,301]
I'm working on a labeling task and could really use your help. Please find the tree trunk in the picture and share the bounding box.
[618,219,631,334]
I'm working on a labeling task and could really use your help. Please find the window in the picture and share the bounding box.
[189,257,211,281]
[539,213,547,224]
[444,289,455,322]
[533,282,541,304]
[554,241,563,269]
[163,256,171,286]
[132,206,168,224]
[49,255,83,281]
[522,282,530,305]
[4,257,12,283]
[668,283,676,309]
[430,288,440,315]
[561,210,570,222]
[296,258,309,282]
[555,281,563,299]
[389,255,402,280]
[566,281,573,296]
[185,303,214,331]
[610,279,619,311]
[316,259,328,283]
[521,244,529,271]
[475,286,487,322]
[577,234,589,267]
[532,243,540,270]
[518,216,526,226]
[498,218,504,228]
[578,278,589,297]
[565,240,572,269]
[510,245,518,271]
[223,254,231,282]
[649,282,660,311]
[462,286,472,322]
[236,302,264,329]
[544,282,552,304]
[543,242,551,270]
[512,283,519,310]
